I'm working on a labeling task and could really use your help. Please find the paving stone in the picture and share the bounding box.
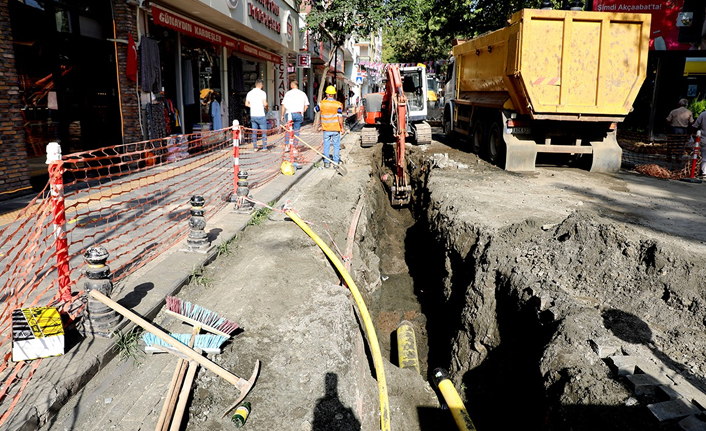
[588,339,620,358]
[608,355,639,376]
[648,399,702,422]
[627,374,665,395]
[679,415,706,431]
[657,384,685,401]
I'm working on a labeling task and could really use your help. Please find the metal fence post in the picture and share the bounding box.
[232,119,241,201]
[46,142,71,303]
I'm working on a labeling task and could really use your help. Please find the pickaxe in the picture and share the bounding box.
[88,290,259,418]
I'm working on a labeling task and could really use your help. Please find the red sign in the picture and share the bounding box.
[152,5,281,64]
[593,0,706,51]
[240,41,282,63]
[152,5,238,50]
[297,54,310,68]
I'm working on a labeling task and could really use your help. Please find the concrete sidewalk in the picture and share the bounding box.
[5,132,361,431]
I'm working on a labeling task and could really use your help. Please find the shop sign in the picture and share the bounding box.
[276,57,286,107]
[297,54,310,68]
[311,36,321,59]
[240,40,282,63]
[286,15,294,43]
[248,0,281,35]
[299,26,308,51]
[152,5,238,50]
[593,0,706,50]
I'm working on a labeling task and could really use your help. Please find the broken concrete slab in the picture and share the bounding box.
[648,399,702,422]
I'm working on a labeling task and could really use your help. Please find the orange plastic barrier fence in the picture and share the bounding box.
[618,130,696,179]
[0,121,325,425]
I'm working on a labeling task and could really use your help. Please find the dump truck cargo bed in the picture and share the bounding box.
[453,9,651,120]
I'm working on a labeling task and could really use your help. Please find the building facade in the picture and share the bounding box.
[0,0,303,199]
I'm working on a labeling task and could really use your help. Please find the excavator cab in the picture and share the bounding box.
[399,67,428,121]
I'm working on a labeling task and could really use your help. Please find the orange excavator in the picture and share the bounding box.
[362,65,430,205]
[361,65,418,205]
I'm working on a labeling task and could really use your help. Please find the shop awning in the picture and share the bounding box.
[684,58,706,76]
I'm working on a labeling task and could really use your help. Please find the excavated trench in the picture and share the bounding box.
[357,145,706,431]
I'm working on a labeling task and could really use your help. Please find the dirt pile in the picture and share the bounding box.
[408,144,706,430]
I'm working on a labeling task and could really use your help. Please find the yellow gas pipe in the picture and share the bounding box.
[286,210,391,431]
[396,321,420,374]
[432,368,477,431]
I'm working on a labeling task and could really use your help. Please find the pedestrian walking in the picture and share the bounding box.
[280,81,309,151]
[314,85,345,168]
[666,98,693,134]
[245,79,269,151]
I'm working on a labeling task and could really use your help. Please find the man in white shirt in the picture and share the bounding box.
[280,81,310,150]
[245,79,269,151]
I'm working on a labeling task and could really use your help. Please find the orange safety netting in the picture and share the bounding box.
[0,121,325,424]
[618,130,697,179]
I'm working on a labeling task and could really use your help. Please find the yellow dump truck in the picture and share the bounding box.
[442,8,651,172]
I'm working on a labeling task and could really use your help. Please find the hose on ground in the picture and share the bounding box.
[286,210,391,431]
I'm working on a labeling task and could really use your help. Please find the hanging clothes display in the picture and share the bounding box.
[145,100,168,140]
[211,97,222,130]
[140,37,162,93]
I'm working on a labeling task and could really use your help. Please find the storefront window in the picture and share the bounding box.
[227,56,264,127]
[10,0,120,156]
[180,38,221,133]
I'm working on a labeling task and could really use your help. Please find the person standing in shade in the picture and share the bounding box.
[314,85,345,168]
[280,81,309,151]
[666,98,692,135]
[245,79,269,151]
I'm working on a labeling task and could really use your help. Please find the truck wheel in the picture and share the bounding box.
[443,115,455,143]
[486,122,506,166]
[472,121,483,154]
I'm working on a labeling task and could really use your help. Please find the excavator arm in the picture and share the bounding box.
[386,65,411,206]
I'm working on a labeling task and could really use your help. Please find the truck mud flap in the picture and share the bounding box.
[503,132,537,172]
[589,135,622,173]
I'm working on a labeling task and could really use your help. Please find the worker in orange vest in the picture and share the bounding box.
[315,85,345,168]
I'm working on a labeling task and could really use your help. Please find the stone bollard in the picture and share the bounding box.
[78,245,122,338]
[234,170,255,214]
[185,195,209,253]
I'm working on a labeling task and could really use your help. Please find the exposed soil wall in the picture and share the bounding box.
[405,148,706,430]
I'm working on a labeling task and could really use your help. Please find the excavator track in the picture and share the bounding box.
[413,122,432,145]
[361,127,378,148]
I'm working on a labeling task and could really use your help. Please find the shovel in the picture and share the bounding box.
[296,134,348,176]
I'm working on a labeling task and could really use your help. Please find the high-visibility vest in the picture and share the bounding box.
[320,99,343,132]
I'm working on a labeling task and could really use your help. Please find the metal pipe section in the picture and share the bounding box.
[396,321,419,373]
[432,368,477,431]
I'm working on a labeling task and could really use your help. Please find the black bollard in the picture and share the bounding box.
[185,195,209,252]
[234,170,255,214]
[78,245,122,338]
